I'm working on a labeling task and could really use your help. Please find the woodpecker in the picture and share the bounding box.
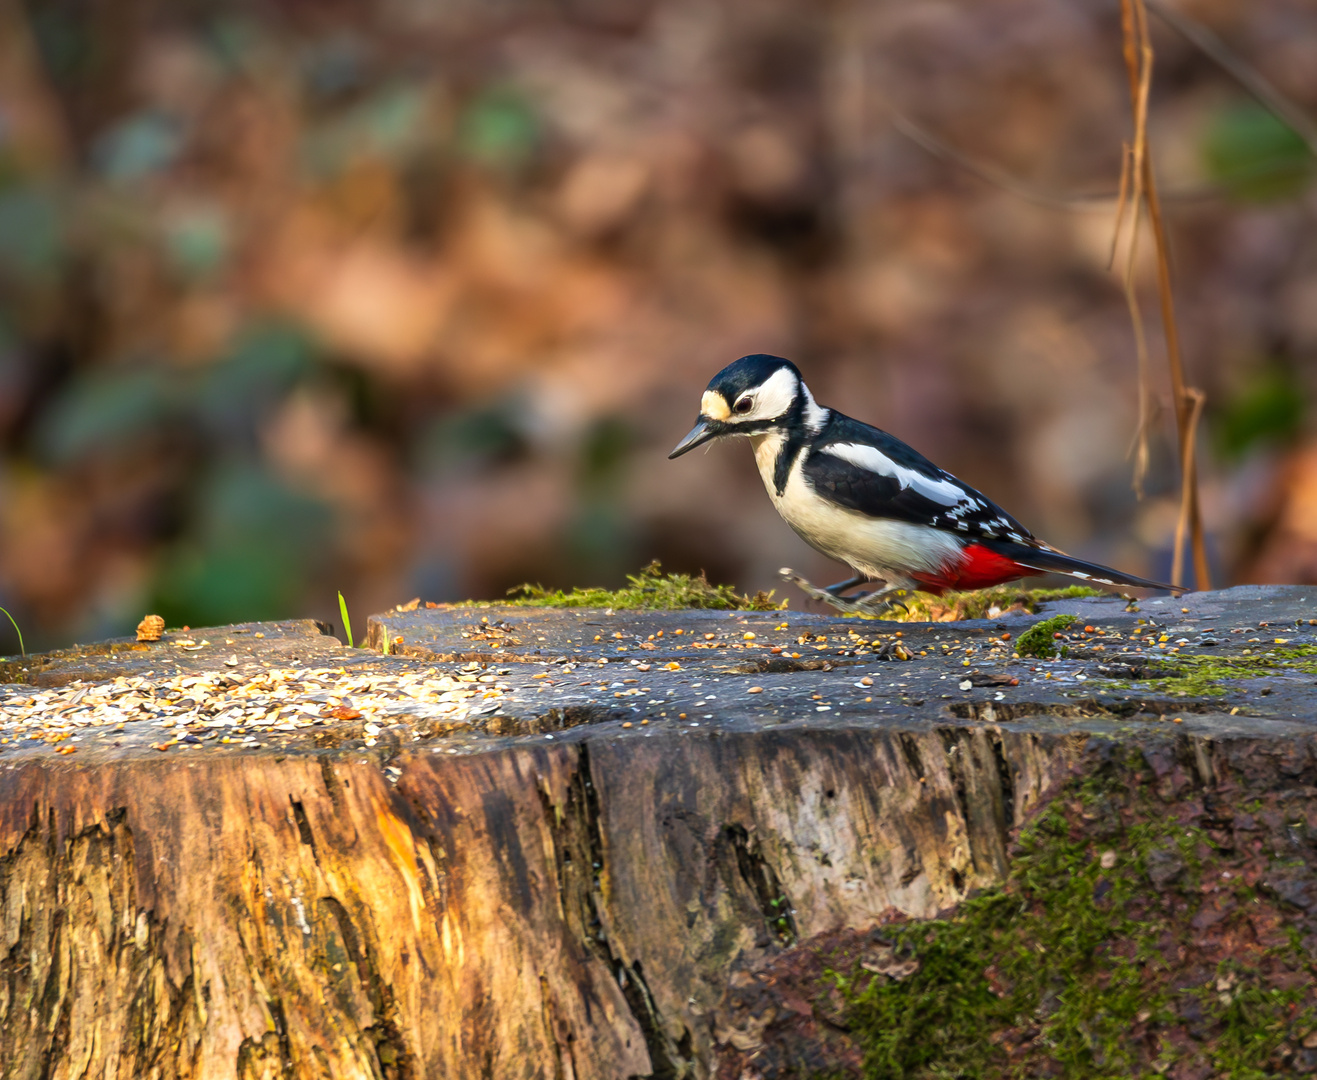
[669,354,1174,612]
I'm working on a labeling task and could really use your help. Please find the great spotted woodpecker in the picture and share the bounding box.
[669,354,1173,612]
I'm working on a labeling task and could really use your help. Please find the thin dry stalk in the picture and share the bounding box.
[1142,153,1212,588]
[1118,9,1156,500]
[885,106,1116,211]
[1107,143,1133,271]
[1115,0,1210,590]
[1171,388,1206,588]
[1120,200,1154,499]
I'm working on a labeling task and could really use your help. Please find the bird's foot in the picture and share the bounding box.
[779,569,909,616]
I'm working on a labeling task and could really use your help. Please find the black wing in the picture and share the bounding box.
[801,413,1037,543]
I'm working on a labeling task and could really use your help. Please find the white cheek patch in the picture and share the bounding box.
[701,390,731,421]
[823,443,969,508]
[738,367,798,421]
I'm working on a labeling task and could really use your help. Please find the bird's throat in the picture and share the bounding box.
[750,429,808,498]
[749,432,783,494]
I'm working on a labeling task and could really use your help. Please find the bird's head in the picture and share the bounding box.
[668,354,818,458]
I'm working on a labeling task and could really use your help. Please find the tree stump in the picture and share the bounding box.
[1,586,1315,1077]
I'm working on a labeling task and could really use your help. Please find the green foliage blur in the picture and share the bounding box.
[1216,368,1306,459]
[1202,102,1312,202]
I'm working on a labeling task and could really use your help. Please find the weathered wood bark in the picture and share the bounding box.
[0,586,1312,1078]
[0,723,1081,1078]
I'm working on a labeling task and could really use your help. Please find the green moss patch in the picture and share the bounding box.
[503,560,785,611]
[1014,613,1078,659]
[824,756,1317,1078]
[1139,645,1317,697]
[713,745,1317,1078]
[490,570,1101,618]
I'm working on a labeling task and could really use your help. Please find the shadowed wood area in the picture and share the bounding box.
[0,586,1315,1076]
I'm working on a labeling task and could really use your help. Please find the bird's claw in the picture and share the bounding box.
[779,568,907,616]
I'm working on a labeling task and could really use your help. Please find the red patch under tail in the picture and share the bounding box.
[910,543,1031,593]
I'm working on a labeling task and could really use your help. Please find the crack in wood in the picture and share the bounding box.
[723,824,798,947]
[541,744,695,1079]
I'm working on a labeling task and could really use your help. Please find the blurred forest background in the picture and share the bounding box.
[0,0,1315,651]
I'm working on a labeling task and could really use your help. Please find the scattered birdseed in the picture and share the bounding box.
[0,665,505,752]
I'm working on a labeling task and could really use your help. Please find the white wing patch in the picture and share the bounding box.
[822,443,977,509]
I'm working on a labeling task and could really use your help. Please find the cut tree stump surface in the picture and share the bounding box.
[1,585,1316,1077]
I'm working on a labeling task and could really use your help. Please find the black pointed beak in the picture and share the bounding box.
[668,418,723,458]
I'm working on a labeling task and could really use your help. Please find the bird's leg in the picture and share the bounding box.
[781,569,853,609]
[848,583,914,617]
[823,574,868,596]
[779,568,911,615]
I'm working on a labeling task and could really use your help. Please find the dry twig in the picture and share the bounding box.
[1115,0,1211,590]
[1172,387,1207,588]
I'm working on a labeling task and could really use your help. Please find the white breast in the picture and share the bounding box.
[750,434,962,578]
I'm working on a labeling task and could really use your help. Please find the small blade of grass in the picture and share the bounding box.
[0,606,24,658]
[337,591,354,649]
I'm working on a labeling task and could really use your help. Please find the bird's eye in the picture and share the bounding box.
[734,396,754,414]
